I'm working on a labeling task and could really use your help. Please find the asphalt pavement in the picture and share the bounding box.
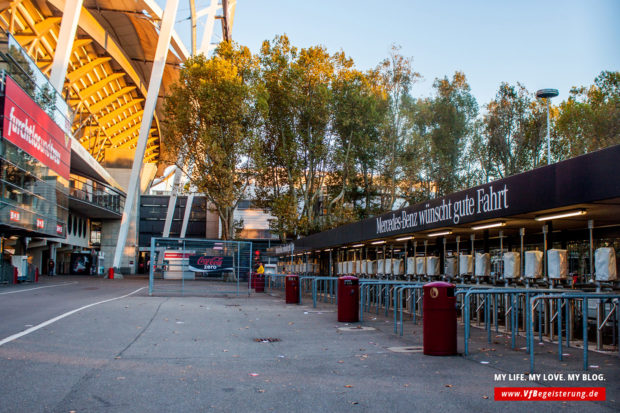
[0,276,618,412]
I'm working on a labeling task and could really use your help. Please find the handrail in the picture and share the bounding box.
[69,174,126,214]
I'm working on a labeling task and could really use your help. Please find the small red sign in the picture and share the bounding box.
[164,252,191,259]
[9,210,20,222]
[56,224,63,234]
[36,218,45,229]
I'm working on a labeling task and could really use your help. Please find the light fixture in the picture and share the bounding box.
[323,248,332,252]
[352,243,364,248]
[535,209,586,221]
[471,222,506,231]
[428,230,452,237]
[371,240,386,245]
[536,88,559,164]
[395,236,413,242]
[393,249,401,253]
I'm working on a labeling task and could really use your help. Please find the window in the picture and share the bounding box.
[90,221,101,245]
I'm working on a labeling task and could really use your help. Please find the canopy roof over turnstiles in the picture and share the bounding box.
[292,145,620,253]
[0,0,190,167]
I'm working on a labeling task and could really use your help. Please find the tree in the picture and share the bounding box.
[481,83,546,179]
[252,35,299,241]
[254,35,335,239]
[376,46,420,211]
[162,42,259,240]
[427,71,478,196]
[328,59,388,223]
[555,71,620,159]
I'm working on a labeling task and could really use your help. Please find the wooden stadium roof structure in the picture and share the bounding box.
[0,0,232,167]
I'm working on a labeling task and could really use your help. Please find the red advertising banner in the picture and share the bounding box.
[3,76,71,179]
[494,387,605,401]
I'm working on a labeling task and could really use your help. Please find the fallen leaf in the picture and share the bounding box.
[249,373,259,377]
[482,395,489,399]
[344,385,353,388]
[445,384,453,388]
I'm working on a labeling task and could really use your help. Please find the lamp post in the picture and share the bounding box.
[536,88,559,164]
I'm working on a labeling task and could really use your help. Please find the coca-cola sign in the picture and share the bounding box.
[189,255,233,273]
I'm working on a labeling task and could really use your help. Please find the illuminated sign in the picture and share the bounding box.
[188,255,234,273]
[3,76,71,179]
[9,210,20,222]
[36,218,45,229]
[56,224,63,234]
[376,184,509,235]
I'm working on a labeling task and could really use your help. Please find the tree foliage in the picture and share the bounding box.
[161,42,259,240]
[163,34,618,242]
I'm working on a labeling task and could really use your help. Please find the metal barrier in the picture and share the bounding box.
[394,284,424,335]
[463,288,561,356]
[265,272,619,373]
[148,237,253,296]
[528,293,620,372]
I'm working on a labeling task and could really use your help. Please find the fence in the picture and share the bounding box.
[148,237,253,296]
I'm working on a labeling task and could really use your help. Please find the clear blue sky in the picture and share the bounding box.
[172,0,619,108]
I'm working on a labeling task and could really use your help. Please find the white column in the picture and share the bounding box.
[49,0,84,93]
[180,193,195,238]
[112,0,181,273]
[198,0,221,55]
[162,165,183,238]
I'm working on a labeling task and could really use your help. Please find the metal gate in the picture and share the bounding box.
[148,237,253,296]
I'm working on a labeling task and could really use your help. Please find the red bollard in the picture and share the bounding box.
[35,268,39,283]
[13,267,18,284]
[108,268,114,279]
[285,274,299,304]
[423,281,457,356]
[254,273,265,292]
[337,276,359,322]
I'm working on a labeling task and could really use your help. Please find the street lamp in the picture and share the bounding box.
[536,88,559,165]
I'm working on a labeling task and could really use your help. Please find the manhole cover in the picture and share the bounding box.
[387,346,423,353]
[254,338,281,343]
[337,326,376,332]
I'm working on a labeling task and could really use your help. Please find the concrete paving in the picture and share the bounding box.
[0,276,618,412]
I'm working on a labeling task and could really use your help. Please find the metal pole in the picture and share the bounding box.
[546,98,551,164]
[588,220,594,280]
[329,250,332,277]
[542,224,548,283]
[520,228,526,287]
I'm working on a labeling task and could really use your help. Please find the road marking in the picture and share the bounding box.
[0,287,145,347]
[0,282,78,295]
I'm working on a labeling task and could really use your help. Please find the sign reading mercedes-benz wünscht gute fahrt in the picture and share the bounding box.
[376,184,509,235]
